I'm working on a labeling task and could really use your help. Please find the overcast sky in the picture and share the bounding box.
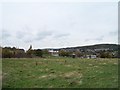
[1,1,118,50]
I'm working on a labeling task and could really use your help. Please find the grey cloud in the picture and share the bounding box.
[35,31,53,41]
[16,30,34,43]
[69,22,77,28]
[16,29,54,43]
[24,39,33,43]
[85,36,104,42]
[2,29,11,39]
[53,33,70,39]
[95,36,104,41]
[84,39,90,42]
[16,31,26,39]
[109,30,118,36]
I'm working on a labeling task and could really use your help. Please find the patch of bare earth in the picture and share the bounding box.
[62,71,82,79]
[65,65,72,67]
[59,71,83,86]
[39,74,57,79]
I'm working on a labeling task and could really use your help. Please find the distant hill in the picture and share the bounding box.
[2,43,119,58]
[63,44,118,51]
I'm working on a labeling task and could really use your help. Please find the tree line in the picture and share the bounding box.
[1,47,50,58]
[1,46,118,58]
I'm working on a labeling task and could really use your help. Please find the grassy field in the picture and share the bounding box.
[2,57,118,88]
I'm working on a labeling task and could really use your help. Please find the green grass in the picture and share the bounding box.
[2,57,118,88]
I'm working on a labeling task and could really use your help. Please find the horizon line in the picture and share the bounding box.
[1,43,118,50]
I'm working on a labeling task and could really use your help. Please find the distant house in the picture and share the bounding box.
[94,48,109,51]
[86,55,97,59]
[49,49,59,56]
[91,55,97,58]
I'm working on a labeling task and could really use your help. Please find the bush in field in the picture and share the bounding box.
[100,51,113,58]
[14,49,26,58]
[34,49,43,57]
[26,49,33,58]
[2,48,13,58]
[26,49,43,58]
[2,47,26,58]
[59,50,71,57]
[75,51,83,57]
[42,49,50,57]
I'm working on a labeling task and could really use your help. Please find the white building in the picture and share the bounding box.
[91,55,97,58]
[48,49,59,56]
[86,55,97,59]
